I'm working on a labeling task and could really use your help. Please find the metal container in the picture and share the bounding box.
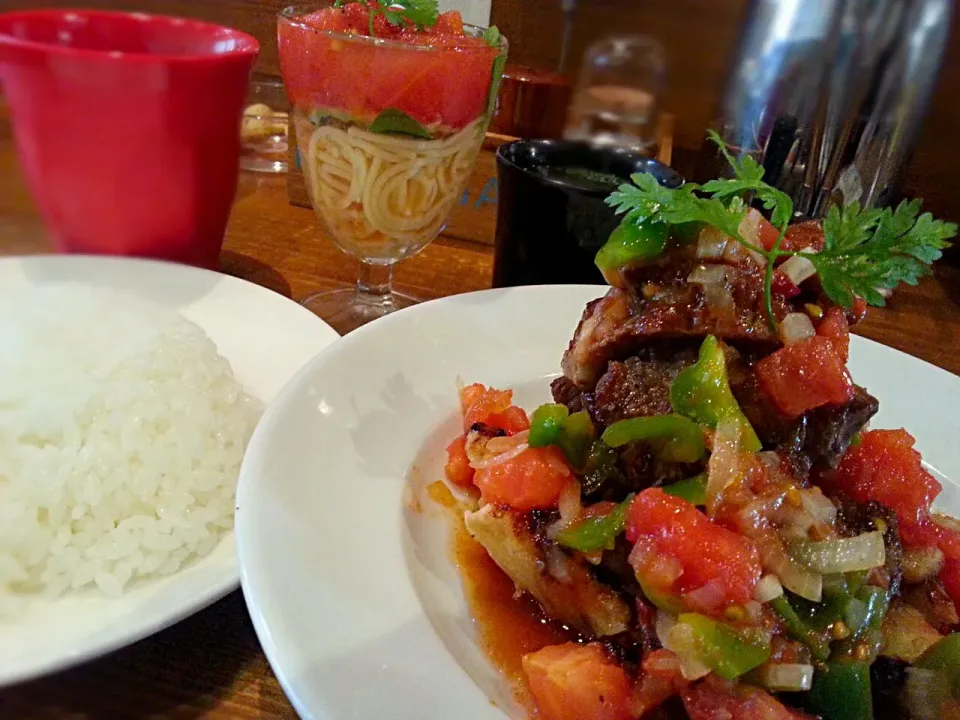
[696,0,953,218]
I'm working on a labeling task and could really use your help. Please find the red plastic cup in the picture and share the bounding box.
[0,10,259,268]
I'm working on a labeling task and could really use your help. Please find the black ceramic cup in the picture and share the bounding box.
[493,140,683,287]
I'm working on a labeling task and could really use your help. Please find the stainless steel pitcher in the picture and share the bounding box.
[695,0,953,218]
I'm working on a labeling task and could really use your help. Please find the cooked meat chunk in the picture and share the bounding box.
[464,505,631,637]
[561,260,792,389]
[550,375,589,415]
[803,386,880,468]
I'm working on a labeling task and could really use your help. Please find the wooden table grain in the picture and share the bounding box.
[1,107,959,719]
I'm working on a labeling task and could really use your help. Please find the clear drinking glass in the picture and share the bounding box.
[564,35,665,155]
[241,75,290,174]
[278,4,507,332]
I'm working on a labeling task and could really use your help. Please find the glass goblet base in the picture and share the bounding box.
[301,282,419,335]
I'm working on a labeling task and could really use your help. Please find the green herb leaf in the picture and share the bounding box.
[482,25,501,47]
[383,0,439,29]
[811,199,956,307]
[367,108,433,139]
[483,29,507,121]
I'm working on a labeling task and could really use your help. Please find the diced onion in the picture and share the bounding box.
[780,254,817,285]
[688,265,734,317]
[789,531,886,574]
[757,451,781,469]
[755,663,814,692]
[548,481,584,539]
[469,442,528,470]
[747,248,768,267]
[486,430,529,454]
[544,544,574,584]
[779,312,816,345]
[800,489,838,526]
[706,417,745,516]
[682,577,728,614]
[760,537,823,602]
[656,612,712,681]
[755,574,784,603]
[905,667,952,720]
[696,227,729,259]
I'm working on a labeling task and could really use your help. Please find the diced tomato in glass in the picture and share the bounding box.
[278,9,497,130]
[444,434,474,487]
[434,10,464,35]
[683,676,816,720]
[473,446,572,511]
[522,642,634,720]
[781,220,826,253]
[828,429,941,529]
[755,335,854,417]
[771,270,801,299]
[816,307,850,363]
[626,489,762,616]
[486,405,531,434]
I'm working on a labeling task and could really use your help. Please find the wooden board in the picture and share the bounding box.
[285,115,674,247]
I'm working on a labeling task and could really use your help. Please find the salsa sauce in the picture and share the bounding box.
[429,481,576,713]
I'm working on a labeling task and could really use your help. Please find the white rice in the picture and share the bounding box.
[0,284,262,614]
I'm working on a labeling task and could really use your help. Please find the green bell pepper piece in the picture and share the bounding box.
[527,405,595,468]
[662,473,708,505]
[916,633,960,699]
[832,585,890,662]
[669,336,761,452]
[677,613,771,680]
[808,660,873,720]
[770,595,832,662]
[595,213,670,274]
[528,404,569,448]
[554,494,635,552]
[601,414,706,464]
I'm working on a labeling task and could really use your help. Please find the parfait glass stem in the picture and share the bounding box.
[355,260,396,311]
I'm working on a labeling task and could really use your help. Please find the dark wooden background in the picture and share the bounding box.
[1,0,957,222]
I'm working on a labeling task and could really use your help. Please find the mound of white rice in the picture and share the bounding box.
[0,284,262,613]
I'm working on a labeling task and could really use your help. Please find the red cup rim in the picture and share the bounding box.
[278,4,507,55]
[0,9,260,63]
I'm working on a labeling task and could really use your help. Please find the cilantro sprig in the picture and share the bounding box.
[605,131,956,329]
[333,0,439,34]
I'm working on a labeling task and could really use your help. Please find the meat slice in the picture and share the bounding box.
[464,505,631,637]
[561,260,791,389]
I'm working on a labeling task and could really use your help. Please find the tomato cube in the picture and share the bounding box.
[756,335,854,417]
[473,446,572,511]
[626,489,762,616]
[816,307,850,363]
[444,434,474,487]
[522,642,634,720]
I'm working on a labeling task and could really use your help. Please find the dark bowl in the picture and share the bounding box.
[493,139,683,287]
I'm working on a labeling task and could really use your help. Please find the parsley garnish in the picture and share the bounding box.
[333,0,439,34]
[605,131,956,329]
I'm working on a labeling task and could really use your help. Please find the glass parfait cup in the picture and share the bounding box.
[278,4,507,332]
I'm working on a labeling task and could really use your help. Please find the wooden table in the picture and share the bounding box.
[1,111,960,720]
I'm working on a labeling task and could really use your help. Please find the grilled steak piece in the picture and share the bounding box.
[561,259,793,389]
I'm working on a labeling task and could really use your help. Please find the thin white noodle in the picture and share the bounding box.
[299,116,484,254]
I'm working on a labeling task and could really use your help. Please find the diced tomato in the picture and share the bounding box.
[444,434,474,487]
[828,429,941,530]
[473,446,572,511]
[486,405,531,434]
[635,650,687,716]
[816,307,850,363]
[434,10,464,35]
[461,384,512,429]
[626,489,762,616]
[781,220,826,253]
[739,208,782,252]
[522,642,634,720]
[771,270,801,299]
[755,335,854,417]
[341,2,371,32]
[683,676,815,720]
[848,296,869,325]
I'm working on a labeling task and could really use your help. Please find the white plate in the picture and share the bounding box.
[236,284,960,720]
[0,255,339,687]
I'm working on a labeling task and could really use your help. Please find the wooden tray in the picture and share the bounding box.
[285,115,674,247]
